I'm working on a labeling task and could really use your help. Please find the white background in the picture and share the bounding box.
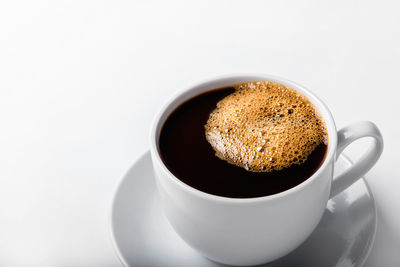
[0,0,399,266]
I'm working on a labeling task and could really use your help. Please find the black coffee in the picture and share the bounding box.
[159,86,328,198]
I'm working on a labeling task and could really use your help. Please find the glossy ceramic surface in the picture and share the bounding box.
[110,152,376,267]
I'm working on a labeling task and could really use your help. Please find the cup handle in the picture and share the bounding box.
[329,121,384,198]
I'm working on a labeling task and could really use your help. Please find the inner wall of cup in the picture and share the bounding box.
[155,75,337,166]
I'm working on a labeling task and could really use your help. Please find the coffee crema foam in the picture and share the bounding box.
[205,81,328,172]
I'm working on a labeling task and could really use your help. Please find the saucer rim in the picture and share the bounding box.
[109,151,377,267]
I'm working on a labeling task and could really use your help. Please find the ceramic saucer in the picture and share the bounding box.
[110,152,376,267]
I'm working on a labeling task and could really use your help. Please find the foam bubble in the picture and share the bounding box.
[205,81,328,172]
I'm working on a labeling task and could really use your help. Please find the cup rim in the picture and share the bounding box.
[150,73,337,203]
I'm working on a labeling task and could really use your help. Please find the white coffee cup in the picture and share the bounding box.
[150,74,383,266]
